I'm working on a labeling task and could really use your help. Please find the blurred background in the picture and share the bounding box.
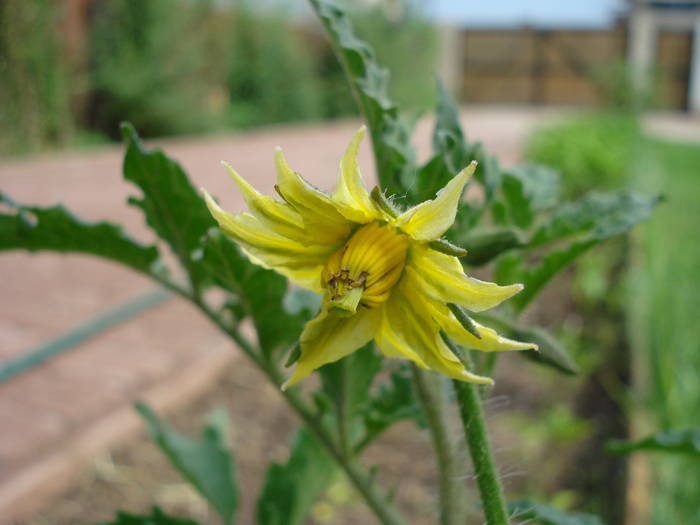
[1,0,698,524]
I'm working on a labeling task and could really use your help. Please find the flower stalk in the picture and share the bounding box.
[447,339,510,525]
[411,365,465,525]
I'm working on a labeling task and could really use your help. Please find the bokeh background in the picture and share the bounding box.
[1,1,699,524]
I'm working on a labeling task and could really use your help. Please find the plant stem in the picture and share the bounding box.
[337,356,352,457]
[411,365,465,525]
[153,275,406,525]
[450,346,510,525]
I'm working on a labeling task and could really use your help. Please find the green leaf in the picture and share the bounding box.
[514,192,658,310]
[461,229,525,267]
[415,80,470,203]
[607,428,700,456]
[256,429,336,525]
[529,192,659,248]
[508,501,605,525]
[476,315,578,375]
[511,326,579,376]
[0,194,158,273]
[121,123,215,285]
[502,165,561,228]
[361,365,425,447]
[199,229,307,355]
[135,403,237,524]
[320,344,384,418]
[309,0,415,195]
[100,507,199,525]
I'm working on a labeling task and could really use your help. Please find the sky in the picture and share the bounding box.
[428,0,626,28]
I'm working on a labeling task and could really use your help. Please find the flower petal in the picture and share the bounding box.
[375,283,493,384]
[203,189,332,291]
[282,306,381,389]
[432,303,536,352]
[396,161,476,241]
[221,161,308,243]
[275,148,352,244]
[407,244,523,312]
[332,127,380,223]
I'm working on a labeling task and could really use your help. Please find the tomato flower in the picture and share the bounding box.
[202,128,534,388]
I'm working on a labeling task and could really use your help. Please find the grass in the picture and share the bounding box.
[629,137,700,524]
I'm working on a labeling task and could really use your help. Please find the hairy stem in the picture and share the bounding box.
[411,365,465,525]
[154,275,406,525]
[449,344,510,525]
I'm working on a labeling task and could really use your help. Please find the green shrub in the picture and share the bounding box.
[0,0,73,154]
[87,0,224,138]
[226,4,323,128]
[525,113,641,196]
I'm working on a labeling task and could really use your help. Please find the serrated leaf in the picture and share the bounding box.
[256,429,335,525]
[199,229,307,355]
[509,500,605,525]
[0,194,158,273]
[309,0,415,195]
[320,343,384,418]
[121,123,215,285]
[502,165,561,227]
[361,365,425,447]
[461,229,524,266]
[607,428,700,456]
[415,80,470,203]
[100,506,200,525]
[529,192,659,248]
[136,403,237,524]
[514,192,658,311]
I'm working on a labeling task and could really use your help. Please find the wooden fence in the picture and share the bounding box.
[459,25,692,110]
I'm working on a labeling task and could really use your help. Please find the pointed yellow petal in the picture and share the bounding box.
[202,189,331,291]
[275,148,352,244]
[432,303,536,352]
[332,127,380,223]
[396,161,476,241]
[221,161,308,243]
[407,244,522,312]
[282,306,381,389]
[375,284,493,384]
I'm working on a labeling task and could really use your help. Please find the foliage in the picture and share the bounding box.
[136,404,237,524]
[350,1,438,112]
[88,0,223,138]
[0,0,73,154]
[525,113,640,196]
[256,429,335,525]
[102,506,200,525]
[629,138,700,524]
[226,2,323,128]
[509,501,605,525]
[607,428,700,457]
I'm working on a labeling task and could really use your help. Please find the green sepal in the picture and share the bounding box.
[447,303,481,339]
[284,343,301,368]
[428,238,468,257]
[460,229,524,266]
[370,186,398,218]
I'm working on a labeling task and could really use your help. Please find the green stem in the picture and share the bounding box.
[449,343,510,525]
[337,357,352,457]
[153,275,406,525]
[411,365,465,525]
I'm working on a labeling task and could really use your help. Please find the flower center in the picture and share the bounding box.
[323,222,409,315]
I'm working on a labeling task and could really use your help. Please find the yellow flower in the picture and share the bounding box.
[202,128,535,389]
